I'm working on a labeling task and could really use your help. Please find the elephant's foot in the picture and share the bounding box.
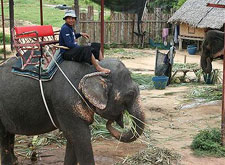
[0,121,17,165]
[12,154,19,165]
[1,149,17,165]
[64,141,78,165]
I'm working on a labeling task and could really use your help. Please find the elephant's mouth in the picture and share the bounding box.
[105,98,145,143]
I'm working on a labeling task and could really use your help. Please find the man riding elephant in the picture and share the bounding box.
[59,10,110,74]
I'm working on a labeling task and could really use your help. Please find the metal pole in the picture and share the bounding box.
[222,24,225,146]
[1,0,6,60]
[40,0,43,25]
[101,0,104,57]
[9,0,14,51]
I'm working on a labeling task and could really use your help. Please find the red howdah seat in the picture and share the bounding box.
[12,25,59,69]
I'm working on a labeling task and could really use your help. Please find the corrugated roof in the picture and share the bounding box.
[168,0,225,29]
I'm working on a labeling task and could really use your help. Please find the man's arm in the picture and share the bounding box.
[75,33,82,39]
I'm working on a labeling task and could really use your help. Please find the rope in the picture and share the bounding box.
[39,45,57,128]
[46,48,94,112]
[38,46,95,128]
[39,80,57,128]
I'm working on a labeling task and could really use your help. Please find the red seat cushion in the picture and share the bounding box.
[15,25,54,38]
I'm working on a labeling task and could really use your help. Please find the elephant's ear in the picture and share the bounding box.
[79,72,111,110]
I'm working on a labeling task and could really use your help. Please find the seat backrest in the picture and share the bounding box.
[14,25,54,38]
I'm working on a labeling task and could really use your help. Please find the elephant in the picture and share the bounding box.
[201,30,224,73]
[0,57,145,165]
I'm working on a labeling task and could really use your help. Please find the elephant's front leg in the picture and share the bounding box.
[60,117,95,165]
[0,121,18,165]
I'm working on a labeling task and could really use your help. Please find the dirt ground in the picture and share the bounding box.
[2,48,225,164]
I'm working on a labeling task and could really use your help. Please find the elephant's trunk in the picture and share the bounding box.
[106,97,145,143]
[201,55,212,74]
[201,44,212,74]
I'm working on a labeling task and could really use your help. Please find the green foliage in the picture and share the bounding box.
[91,115,111,140]
[15,132,66,159]
[131,73,154,90]
[172,63,199,71]
[115,145,181,165]
[147,0,177,12]
[203,69,222,85]
[191,128,225,157]
[2,0,102,27]
[0,48,11,56]
[110,42,118,48]
[188,85,222,101]
[176,0,187,9]
[147,0,187,12]
[91,111,136,140]
[0,32,10,44]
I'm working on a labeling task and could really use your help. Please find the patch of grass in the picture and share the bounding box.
[0,48,11,55]
[0,32,10,44]
[105,48,150,58]
[2,0,108,27]
[191,128,225,157]
[187,85,222,101]
[131,73,154,90]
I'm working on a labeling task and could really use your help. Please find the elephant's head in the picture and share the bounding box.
[201,30,224,74]
[79,59,145,143]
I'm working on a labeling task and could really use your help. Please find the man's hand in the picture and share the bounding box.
[80,33,90,39]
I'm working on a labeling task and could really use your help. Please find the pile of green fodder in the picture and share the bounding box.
[15,131,66,159]
[91,110,137,141]
[131,73,154,90]
[191,128,225,157]
[115,145,181,165]
[172,63,199,72]
[187,85,222,101]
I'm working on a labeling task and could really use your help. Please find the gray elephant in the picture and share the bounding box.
[0,58,145,165]
[201,30,224,73]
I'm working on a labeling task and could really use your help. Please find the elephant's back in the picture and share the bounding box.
[0,57,17,72]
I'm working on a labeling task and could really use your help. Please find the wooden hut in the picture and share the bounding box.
[168,0,225,50]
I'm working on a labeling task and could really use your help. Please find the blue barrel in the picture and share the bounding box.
[187,45,197,55]
[152,76,169,89]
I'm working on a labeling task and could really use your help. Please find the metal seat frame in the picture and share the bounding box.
[12,25,59,69]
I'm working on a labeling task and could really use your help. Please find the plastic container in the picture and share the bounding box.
[187,45,197,55]
[152,76,169,90]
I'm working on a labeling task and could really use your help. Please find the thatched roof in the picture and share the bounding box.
[168,0,225,29]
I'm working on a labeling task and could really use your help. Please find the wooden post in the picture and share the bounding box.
[222,23,225,146]
[110,10,116,44]
[87,6,94,42]
[155,8,161,41]
[179,36,182,51]
[74,0,80,32]
[9,0,14,51]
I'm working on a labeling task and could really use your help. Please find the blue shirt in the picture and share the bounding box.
[59,23,81,54]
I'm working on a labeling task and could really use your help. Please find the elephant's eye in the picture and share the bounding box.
[124,90,136,103]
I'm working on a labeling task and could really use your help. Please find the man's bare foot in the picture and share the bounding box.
[96,65,111,74]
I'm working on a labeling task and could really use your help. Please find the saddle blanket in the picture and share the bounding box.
[11,49,63,81]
